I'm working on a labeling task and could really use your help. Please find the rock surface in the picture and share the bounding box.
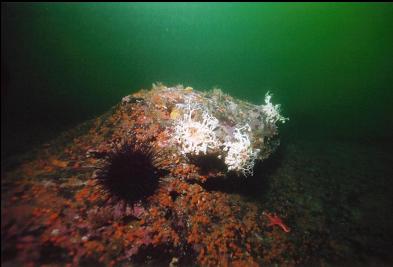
[2,84,392,267]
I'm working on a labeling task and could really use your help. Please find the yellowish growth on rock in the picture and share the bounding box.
[170,108,182,120]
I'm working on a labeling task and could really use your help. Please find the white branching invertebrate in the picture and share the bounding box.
[223,124,260,176]
[170,88,287,177]
[261,92,289,124]
[173,100,219,156]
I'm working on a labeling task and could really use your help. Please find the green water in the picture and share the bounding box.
[2,4,393,265]
[2,3,393,157]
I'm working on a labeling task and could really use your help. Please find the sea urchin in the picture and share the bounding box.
[96,141,163,203]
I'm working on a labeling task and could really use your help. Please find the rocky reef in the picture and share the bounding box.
[2,84,292,266]
[6,84,390,266]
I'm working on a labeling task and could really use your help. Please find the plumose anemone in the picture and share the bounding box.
[96,141,164,203]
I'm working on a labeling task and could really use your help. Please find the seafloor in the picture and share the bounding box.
[2,86,393,267]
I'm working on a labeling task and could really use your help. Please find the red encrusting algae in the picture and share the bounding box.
[2,84,300,266]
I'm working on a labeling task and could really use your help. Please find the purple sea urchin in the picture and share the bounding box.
[96,141,164,203]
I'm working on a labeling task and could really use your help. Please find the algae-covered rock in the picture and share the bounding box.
[124,83,288,176]
[2,83,291,267]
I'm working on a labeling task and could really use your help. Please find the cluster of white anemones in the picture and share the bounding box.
[172,92,287,176]
[173,101,220,156]
[261,92,289,124]
[173,100,258,175]
[223,124,260,176]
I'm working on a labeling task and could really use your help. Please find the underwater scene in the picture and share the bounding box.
[2,3,393,267]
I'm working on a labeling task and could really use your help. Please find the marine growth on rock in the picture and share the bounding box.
[2,84,294,267]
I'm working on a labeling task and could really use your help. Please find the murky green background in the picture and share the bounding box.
[2,3,393,157]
